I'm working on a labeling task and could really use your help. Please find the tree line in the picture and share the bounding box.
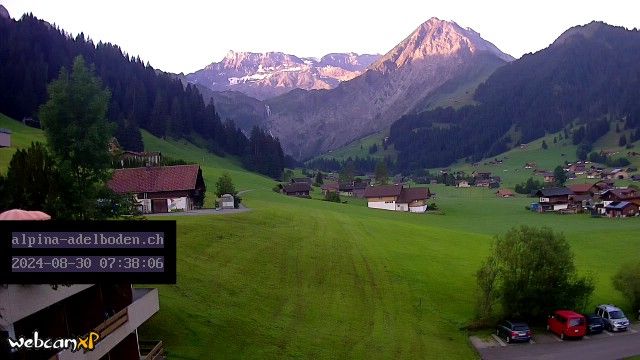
[390,23,640,172]
[0,14,285,179]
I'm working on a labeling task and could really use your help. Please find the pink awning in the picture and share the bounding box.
[0,209,51,220]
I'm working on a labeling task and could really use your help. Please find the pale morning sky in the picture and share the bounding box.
[2,0,639,74]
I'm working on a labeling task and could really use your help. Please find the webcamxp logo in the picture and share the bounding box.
[7,331,100,352]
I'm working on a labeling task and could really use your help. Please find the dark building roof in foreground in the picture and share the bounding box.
[283,182,311,193]
[363,184,403,198]
[535,187,574,197]
[108,165,201,194]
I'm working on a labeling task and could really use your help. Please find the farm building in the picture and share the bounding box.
[605,201,639,218]
[321,182,339,195]
[0,128,10,147]
[352,182,368,198]
[282,182,311,197]
[604,168,630,180]
[364,185,430,213]
[456,180,470,188]
[108,164,205,213]
[541,172,556,183]
[533,187,574,212]
[495,189,514,198]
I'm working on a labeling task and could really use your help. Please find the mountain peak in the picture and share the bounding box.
[0,5,10,19]
[371,18,513,71]
[552,21,626,47]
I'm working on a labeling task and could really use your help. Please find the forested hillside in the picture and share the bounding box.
[0,14,286,178]
[390,22,640,171]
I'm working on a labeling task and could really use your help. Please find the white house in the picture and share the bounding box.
[363,185,430,213]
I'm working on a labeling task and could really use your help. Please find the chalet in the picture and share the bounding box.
[524,162,536,169]
[566,162,587,174]
[0,128,11,147]
[599,188,640,205]
[291,177,313,186]
[592,180,614,194]
[282,182,311,197]
[473,171,491,180]
[605,201,639,218]
[352,182,368,198]
[604,168,630,180]
[108,164,206,213]
[495,189,514,198]
[339,182,355,197]
[568,183,595,196]
[541,172,556,183]
[568,183,595,210]
[456,180,471,188]
[321,182,339,195]
[363,185,430,213]
[533,187,574,212]
[475,179,500,188]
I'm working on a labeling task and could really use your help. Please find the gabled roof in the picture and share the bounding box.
[283,182,311,193]
[568,184,594,193]
[364,184,403,198]
[600,188,639,200]
[321,182,339,191]
[108,165,201,194]
[605,201,636,210]
[398,187,429,203]
[339,182,354,191]
[536,187,573,197]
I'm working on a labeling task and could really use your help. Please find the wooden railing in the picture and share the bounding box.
[94,307,129,339]
[139,339,165,360]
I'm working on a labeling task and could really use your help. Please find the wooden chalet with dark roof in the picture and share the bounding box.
[532,187,574,212]
[108,164,205,213]
[363,185,430,213]
[282,182,311,197]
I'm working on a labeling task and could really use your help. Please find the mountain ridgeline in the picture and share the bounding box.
[390,22,640,170]
[0,13,287,178]
[186,51,379,100]
[263,18,513,160]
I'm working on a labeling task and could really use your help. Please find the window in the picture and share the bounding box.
[609,310,625,319]
[569,318,584,327]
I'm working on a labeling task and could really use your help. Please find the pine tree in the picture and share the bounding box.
[541,140,548,150]
[374,161,388,185]
[619,134,627,147]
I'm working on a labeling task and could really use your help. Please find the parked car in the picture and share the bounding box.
[583,314,605,334]
[595,304,630,332]
[547,310,586,340]
[496,321,532,343]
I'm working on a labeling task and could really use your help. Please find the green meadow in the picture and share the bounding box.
[1,115,639,359]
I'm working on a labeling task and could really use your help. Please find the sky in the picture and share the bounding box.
[2,0,639,74]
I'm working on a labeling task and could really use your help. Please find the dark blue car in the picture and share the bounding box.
[584,314,604,334]
[496,321,532,344]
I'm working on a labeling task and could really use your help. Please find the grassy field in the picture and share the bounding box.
[1,115,639,359]
[313,130,397,162]
[0,113,46,174]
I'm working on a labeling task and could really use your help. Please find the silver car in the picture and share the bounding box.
[595,304,630,332]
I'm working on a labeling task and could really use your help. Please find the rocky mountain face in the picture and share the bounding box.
[264,18,513,159]
[186,51,379,100]
[0,5,10,19]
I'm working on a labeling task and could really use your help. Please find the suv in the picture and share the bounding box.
[496,321,532,344]
[595,304,630,332]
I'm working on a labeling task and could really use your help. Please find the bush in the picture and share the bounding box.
[428,202,438,210]
[612,261,640,314]
[475,226,594,323]
[324,191,341,203]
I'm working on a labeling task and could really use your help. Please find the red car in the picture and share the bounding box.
[547,310,587,340]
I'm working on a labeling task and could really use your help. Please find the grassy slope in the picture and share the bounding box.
[442,128,640,189]
[313,130,397,162]
[0,114,46,174]
[1,115,638,359]
[138,130,639,359]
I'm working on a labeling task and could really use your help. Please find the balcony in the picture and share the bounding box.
[139,340,165,360]
[52,288,159,360]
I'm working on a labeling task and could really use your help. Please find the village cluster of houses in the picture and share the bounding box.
[531,181,640,217]
[454,171,501,188]
[528,161,640,183]
[278,176,433,213]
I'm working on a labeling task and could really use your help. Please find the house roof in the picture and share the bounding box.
[536,187,573,197]
[605,201,636,210]
[321,182,339,191]
[108,165,201,194]
[283,182,311,193]
[398,187,429,203]
[339,182,354,191]
[364,184,403,198]
[496,189,513,196]
[353,182,367,190]
[568,184,593,193]
[600,188,639,200]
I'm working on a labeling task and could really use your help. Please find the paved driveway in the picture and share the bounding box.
[145,205,250,217]
[477,329,640,360]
